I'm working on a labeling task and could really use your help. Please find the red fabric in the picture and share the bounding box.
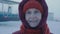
[23,0,43,14]
[20,25,41,34]
[20,24,50,34]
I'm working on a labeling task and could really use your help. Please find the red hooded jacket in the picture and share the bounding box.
[12,0,51,34]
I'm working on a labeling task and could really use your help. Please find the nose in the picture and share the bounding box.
[30,15,36,20]
[30,14,35,19]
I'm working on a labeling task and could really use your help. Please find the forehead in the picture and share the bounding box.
[26,8,40,12]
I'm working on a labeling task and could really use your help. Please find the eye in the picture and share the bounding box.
[27,11,31,14]
[34,11,39,14]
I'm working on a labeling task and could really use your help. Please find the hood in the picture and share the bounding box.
[18,0,48,29]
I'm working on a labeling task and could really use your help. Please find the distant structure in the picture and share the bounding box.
[0,0,19,4]
[0,0,20,21]
[0,0,19,16]
[48,12,54,20]
[8,6,12,16]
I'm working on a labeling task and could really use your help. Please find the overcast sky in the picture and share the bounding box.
[46,0,60,19]
[12,0,60,19]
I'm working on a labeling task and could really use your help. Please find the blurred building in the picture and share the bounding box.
[48,12,54,20]
[0,0,20,21]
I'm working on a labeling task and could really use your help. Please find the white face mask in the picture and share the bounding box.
[25,8,42,27]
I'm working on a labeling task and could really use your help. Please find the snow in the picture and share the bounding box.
[47,20,60,34]
[0,21,22,34]
[0,20,60,34]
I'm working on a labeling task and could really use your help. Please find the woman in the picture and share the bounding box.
[13,0,50,34]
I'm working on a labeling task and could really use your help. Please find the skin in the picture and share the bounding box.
[25,8,42,27]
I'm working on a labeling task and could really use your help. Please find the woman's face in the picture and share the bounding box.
[25,8,42,27]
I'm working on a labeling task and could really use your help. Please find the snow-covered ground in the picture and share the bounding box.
[47,20,60,34]
[0,20,60,34]
[0,21,22,34]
